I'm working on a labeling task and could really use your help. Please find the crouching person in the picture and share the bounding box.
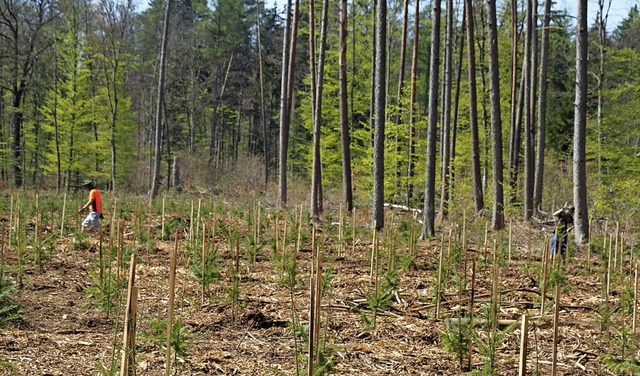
[550,205,574,261]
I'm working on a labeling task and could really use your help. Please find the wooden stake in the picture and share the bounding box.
[35,194,39,244]
[352,207,357,253]
[587,239,591,274]
[614,222,619,269]
[551,285,560,376]
[607,234,613,296]
[633,263,638,334]
[296,206,303,253]
[467,255,476,370]
[620,233,625,276]
[508,219,513,263]
[60,193,66,237]
[196,198,202,242]
[201,222,207,305]
[541,236,550,316]
[165,234,178,376]
[120,253,137,376]
[188,201,194,243]
[282,218,288,264]
[518,314,529,376]
[307,276,316,376]
[491,240,499,333]
[483,222,489,262]
[436,244,444,319]
[117,220,124,281]
[370,223,377,283]
[275,217,279,255]
[338,204,344,256]
[161,197,166,240]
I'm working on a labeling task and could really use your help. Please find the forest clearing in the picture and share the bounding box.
[0,190,637,376]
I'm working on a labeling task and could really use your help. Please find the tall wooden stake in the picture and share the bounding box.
[467,255,476,370]
[165,235,178,376]
[202,222,207,305]
[633,263,638,334]
[60,193,66,236]
[551,285,560,376]
[518,314,529,376]
[120,253,138,376]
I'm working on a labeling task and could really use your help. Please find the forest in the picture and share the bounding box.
[1,0,640,374]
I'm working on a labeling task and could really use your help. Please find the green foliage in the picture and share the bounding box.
[0,269,20,327]
[188,245,221,287]
[142,317,190,361]
[0,360,18,375]
[85,267,120,313]
[441,316,472,371]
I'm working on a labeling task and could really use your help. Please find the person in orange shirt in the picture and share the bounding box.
[78,179,102,232]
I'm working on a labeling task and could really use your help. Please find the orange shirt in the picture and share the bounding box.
[89,189,102,213]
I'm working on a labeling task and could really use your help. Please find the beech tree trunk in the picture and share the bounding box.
[439,0,454,218]
[406,0,419,206]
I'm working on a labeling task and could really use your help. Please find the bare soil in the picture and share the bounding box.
[0,211,627,375]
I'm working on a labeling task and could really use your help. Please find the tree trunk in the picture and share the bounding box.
[523,0,535,220]
[449,8,465,200]
[278,0,299,208]
[422,0,441,238]
[573,0,589,244]
[311,0,329,222]
[372,0,386,232]
[533,0,552,211]
[507,0,519,204]
[464,0,484,213]
[439,0,454,218]
[406,0,419,207]
[339,0,353,211]
[256,3,268,189]
[150,0,172,198]
[486,0,505,231]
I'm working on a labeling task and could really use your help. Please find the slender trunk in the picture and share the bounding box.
[150,0,172,198]
[486,0,505,230]
[507,0,519,204]
[450,8,465,200]
[573,0,589,244]
[465,0,484,213]
[311,0,329,221]
[278,0,298,207]
[339,0,353,211]
[439,0,454,218]
[406,0,419,206]
[372,0,386,231]
[422,0,441,238]
[533,0,552,210]
[522,0,534,220]
[256,4,268,189]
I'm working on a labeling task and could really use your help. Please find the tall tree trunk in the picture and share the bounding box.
[256,3,268,189]
[311,0,329,222]
[533,0,552,211]
[450,8,465,200]
[406,0,419,206]
[573,0,589,244]
[507,0,519,204]
[372,0,386,232]
[522,0,534,220]
[339,0,353,211]
[464,0,484,213]
[596,0,611,185]
[422,0,441,238]
[394,0,409,195]
[439,0,454,218]
[150,0,172,198]
[486,0,505,231]
[278,0,299,208]
[277,0,292,206]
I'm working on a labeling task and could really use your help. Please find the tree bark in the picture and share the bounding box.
[422,0,441,238]
[372,0,386,232]
[523,0,535,220]
[533,0,552,211]
[486,0,505,231]
[311,0,329,222]
[507,0,519,204]
[439,0,454,218]
[278,0,299,208]
[150,0,172,198]
[406,0,419,207]
[464,0,484,213]
[573,0,589,244]
[339,0,353,211]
